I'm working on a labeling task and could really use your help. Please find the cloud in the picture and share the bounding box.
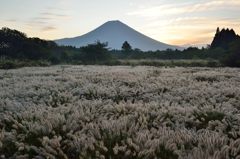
[25,8,71,32]
[185,0,240,13]
[34,10,71,23]
[41,26,57,31]
[127,0,240,45]
[127,5,180,18]
[128,0,240,18]
[138,16,240,45]
[40,12,71,19]
[5,19,17,22]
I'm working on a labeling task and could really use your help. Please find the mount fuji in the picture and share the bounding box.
[55,20,182,51]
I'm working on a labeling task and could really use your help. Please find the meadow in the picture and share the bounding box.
[0,65,240,159]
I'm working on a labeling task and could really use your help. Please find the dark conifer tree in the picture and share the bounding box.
[122,41,132,52]
[211,27,240,49]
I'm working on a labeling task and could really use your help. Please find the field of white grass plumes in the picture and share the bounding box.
[0,65,240,159]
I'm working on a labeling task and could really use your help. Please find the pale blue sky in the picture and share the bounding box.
[1,0,240,45]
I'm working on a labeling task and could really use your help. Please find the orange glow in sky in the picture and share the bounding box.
[1,0,240,47]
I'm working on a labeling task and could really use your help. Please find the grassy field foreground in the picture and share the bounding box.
[0,66,240,159]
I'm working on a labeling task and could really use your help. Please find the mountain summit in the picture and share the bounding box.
[55,20,182,51]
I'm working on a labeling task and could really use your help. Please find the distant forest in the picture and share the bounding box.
[0,27,240,68]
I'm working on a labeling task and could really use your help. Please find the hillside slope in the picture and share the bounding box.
[55,20,182,51]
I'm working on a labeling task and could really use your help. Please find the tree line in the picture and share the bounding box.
[0,27,240,68]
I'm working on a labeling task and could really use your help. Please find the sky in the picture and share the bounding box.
[1,0,240,46]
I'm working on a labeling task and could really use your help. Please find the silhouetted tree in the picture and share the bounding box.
[81,41,111,63]
[122,41,132,52]
[216,27,220,34]
[211,28,240,49]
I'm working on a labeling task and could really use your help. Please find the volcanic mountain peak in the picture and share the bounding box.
[55,20,182,51]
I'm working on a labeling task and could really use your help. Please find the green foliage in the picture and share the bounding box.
[80,41,112,64]
[112,47,226,61]
[116,59,221,67]
[0,59,50,69]
[0,27,84,65]
[221,40,240,67]
[0,27,57,60]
